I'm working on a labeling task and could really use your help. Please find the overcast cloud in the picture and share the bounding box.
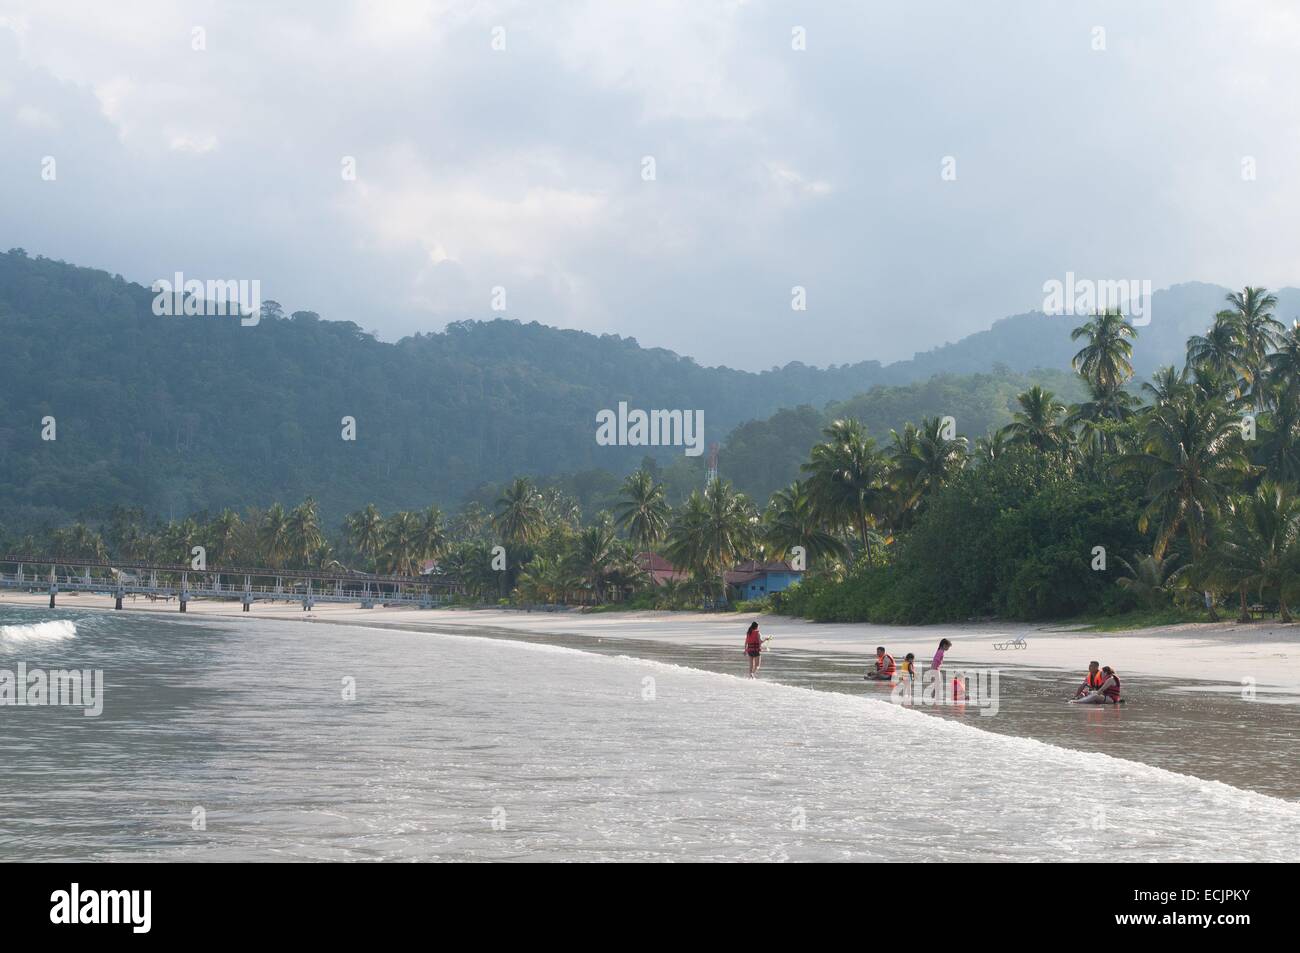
[2,0,1298,369]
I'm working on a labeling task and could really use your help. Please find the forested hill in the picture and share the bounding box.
[0,250,893,527]
[5,249,1296,530]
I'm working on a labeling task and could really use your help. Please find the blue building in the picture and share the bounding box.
[725,560,805,601]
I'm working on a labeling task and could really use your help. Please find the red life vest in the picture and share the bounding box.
[878,653,896,676]
[745,629,762,652]
[1103,673,1121,701]
[1086,670,1105,689]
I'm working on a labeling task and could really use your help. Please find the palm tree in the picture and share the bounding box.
[517,554,571,605]
[53,522,107,562]
[1000,386,1070,454]
[1186,312,1247,390]
[614,468,671,551]
[1253,387,1300,485]
[1068,380,1137,456]
[1071,310,1137,391]
[665,480,757,601]
[763,480,848,568]
[802,419,889,564]
[163,518,201,566]
[567,523,619,602]
[1268,321,1300,400]
[207,509,242,567]
[494,477,545,545]
[380,511,420,576]
[1114,552,1185,608]
[539,487,582,530]
[1141,365,1190,407]
[258,503,291,568]
[1114,392,1251,564]
[890,416,968,515]
[344,504,386,569]
[415,505,449,567]
[286,497,323,568]
[452,502,489,540]
[1202,483,1300,622]
[1223,286,1282,404]
[973,429,1010,466]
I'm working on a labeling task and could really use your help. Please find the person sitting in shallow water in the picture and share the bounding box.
[1073,660,1105,699]
[865,646,896,680]
[1074,665,1122,704]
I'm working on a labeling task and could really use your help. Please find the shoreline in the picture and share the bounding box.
[4,591,1298,696]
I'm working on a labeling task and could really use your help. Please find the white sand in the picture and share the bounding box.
[4,590,1298,692]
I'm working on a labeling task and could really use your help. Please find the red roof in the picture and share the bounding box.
[637,553,802,586]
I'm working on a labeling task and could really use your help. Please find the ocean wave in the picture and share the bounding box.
[0,619,78,643]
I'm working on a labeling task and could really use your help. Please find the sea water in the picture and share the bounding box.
[1,605,1297,862]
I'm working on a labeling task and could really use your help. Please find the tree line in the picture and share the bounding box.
[7,286,1298,620]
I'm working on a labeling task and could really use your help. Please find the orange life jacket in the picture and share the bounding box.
[1086,670,1105,689]
[878,653,896,675]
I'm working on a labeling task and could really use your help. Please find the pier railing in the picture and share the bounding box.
[0,554,463,611]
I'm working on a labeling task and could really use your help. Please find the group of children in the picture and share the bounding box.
[744,623,1124,704]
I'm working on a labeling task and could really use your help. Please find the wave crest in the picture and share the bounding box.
[0,619,78,643]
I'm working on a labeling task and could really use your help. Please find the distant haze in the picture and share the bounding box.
[2,1,1299,370]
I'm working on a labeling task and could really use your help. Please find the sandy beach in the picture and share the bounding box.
[5,590,1298,695]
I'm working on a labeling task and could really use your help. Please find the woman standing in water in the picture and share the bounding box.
[744,622,767,678]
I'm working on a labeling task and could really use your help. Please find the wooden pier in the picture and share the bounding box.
[0,554,462,611]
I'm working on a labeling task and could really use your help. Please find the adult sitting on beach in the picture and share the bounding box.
[1074,666,1122,705]
[1073,661,1105,699]
[865,646,896,680]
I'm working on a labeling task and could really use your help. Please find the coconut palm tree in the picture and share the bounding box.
[1114,552,1186,608]
[517,554,572,604]
[613,468,671,550]
[1268,320,1300,400]
[207,509,242,567]
[1000,386,1071,454]
[1223,286,1283,404]
[973,429,1010,466]
[567,522,619,602]
[802,419,889,564]
[1068,380,1137,456]
[1071,309,1137,391]
[415,505,449,567]
[286,497,323,568]
[1201,483,1300,622]
[344,504,386,569]
[890,416,969,514]
[494,477,545,545]
[1141,365,1190,408]
[1114,392,1251,564]
[451,502,489,540]
[1253,387,1300,485]
[380,511,420,576]
[665,480,757,601]
[763,480,848,568]
[1186,313,1247,390]
[258,503,291,568]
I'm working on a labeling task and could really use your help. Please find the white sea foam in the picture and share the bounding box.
[0,619,77,644]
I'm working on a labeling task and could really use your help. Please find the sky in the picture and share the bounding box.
[2,0,1298,370]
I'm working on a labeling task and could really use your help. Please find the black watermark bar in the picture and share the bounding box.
[0,862,1287,940]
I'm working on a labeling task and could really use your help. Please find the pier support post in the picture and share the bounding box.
[180,591,188,613]
[114,588,124,610]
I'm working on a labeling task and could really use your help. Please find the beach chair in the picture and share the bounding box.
[992,636,1027,650]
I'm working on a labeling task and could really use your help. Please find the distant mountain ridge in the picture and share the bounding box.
[2,249,1294,528]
